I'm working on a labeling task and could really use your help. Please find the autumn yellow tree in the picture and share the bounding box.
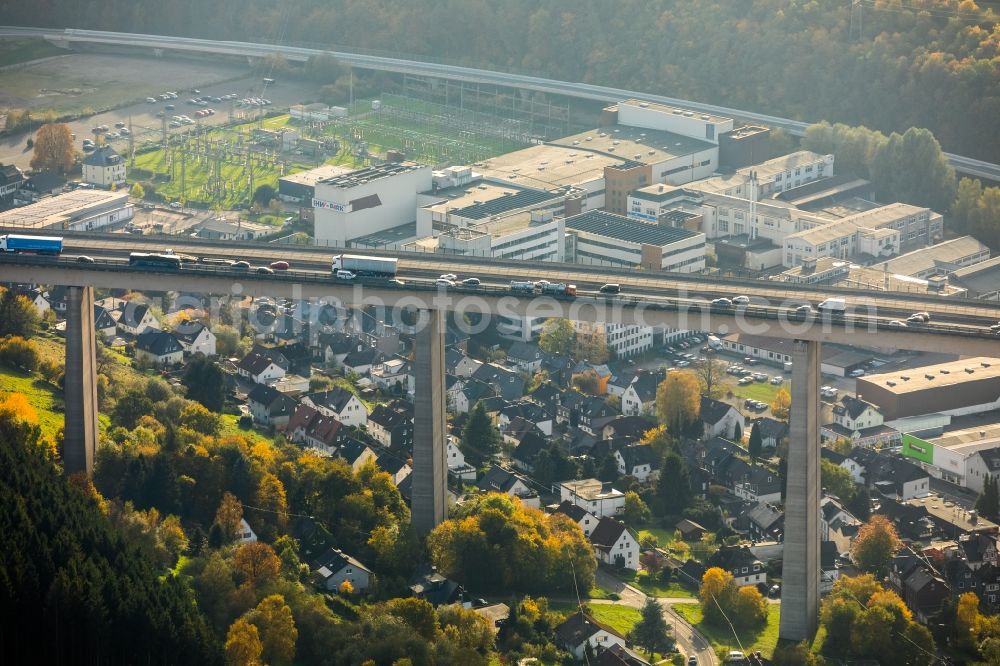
[851,515,902,575]
[30,123,74,174]
[225,617,263,666]
[574,326,609,364]
[656,370,701,433]
[254,472,288,539]
[770,388,791,420]
[955,591,986,652]
[232,542,281,586]
[214,491,243,543]
[248,594,297,666]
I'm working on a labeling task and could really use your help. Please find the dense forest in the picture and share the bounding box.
[5,0,999,160]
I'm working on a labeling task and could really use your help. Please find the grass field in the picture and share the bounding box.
[672,603,780,657]
[0,39,66,68]
[613,569,696,599]
[0,366,65,438]
[636,524,676,547]
[731,380,788,404]
[586,604,642,636]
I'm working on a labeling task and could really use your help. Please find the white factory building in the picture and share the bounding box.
[312,162,432,247]
[688,151,834,199]
[614,98,733,144]
[565,209,706,273]
[0,189,133,232]
[577,321,655,358]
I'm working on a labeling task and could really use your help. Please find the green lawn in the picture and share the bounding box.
[0,366,65,438]
[586,604,642,636]
[219,414,270,444]
[612,569,696,599]
[731,380,789,404]
[672,603,780,658]
[635,523,676,547]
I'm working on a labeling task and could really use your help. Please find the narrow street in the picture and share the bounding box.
[593,569,719,666]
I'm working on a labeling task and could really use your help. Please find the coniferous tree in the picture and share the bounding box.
[976,477,999,522]
[748,421,762,462]
[630,597,674,658]
[461,401,500,467]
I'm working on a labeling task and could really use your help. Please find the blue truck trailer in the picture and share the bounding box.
[0,234,64,255]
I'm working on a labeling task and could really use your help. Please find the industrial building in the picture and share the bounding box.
[949,256,1000,300]
[278,164,353,203]
[312,162,432,247]
[564,209,706,273]
[782,216,900,268]
[717,125,771,170]
[857,358,1000,421]
[688,151,834,199]
[900,423,1000,489]
[0,189,132,231]
[775,257,968,298]
[869,236,990,279]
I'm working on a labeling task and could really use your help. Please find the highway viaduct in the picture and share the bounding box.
[1,254,998,643]
[0,25,998,181]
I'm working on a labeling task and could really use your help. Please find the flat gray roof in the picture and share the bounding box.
[551,125,716,164]
[566,210,699,246]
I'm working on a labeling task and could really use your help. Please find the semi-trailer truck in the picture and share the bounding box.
[330,254,398,278]
[0,234,63,255]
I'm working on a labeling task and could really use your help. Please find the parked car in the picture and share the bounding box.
[738,376,753,385]
[146,97,157,103]
[850,369,866,377]
[771,375,784,384]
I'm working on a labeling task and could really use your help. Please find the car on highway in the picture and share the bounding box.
[76,255,95,263]
[439,273,457,281]
[599,283,621,294]
[269,261,289,270]
[389,279,405,286]
[727,651,746,663]
[733,295,751,305]
[232,260,251,270]
[534,279,551,289]
[907,312,931,323]
[991,323,1000,335]
[794,304,813,315]
[711,297,732,307]
[255,266,274,274]
[461,277,481,287]
[335,269,356,280]
[887,320,908,328]
[435,278,456,287]
[146,97,157,103]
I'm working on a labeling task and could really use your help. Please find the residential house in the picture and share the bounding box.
[449,378,496,414]
[541,352,573,385]
[555,500,599,537]
[506,341,544,373]
[511,431,549,474]
[237,518,258,543]
[498,401,553,436]
[270,342,313,377]
[902,566,952,623]
[701,396,743,441]
[754,417,789,449]
[94,305,117,340]
[320,332,357,366]
[46,285,68,316]
[967,447,1000,495]
[579,397,619,436]
[367,402,413,453]
[302,388,368,427]
[339,437,378,472]
[594,644,650,666]
[601,415,657,443]
[707,545,767,587]
[375,452,411,485]
[472,363,525,402]
[172,321,216,356]
[555,611,627,661]
[590,517,641,570]
[557,390,587,427]
[957,534,998,571]
[446,347,482,378]
[0,163,23,204]
[341,346,383,376]
[118,301,160,336]
[477,465,539,509]
[675,519,707,542]
[409,568,464,606]
[11,286,49,317]
[526,381,562,413]
[447,437,476,482]
[731,465,782,504]
[286,403,350,453]
[81,145,126,187]
[372,356,409,390]
[560,479,625,518]
[878,498,936,541]
[821,496,861,554]
[614,444,660,482]
[621,370,663,417]
[821,540,841,594]
[867,454,931,500]
[745,502,784,542]
[247,383,296,428]
[842,446,878,484]
[822,395,898,448]
[134,330,184,367]
[312,547,372,593]
[237,350,287,385]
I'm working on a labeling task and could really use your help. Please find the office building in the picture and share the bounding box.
[564,209,706,273]
[869,236,990,279]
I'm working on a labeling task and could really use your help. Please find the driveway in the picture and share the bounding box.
[593,569,718,666]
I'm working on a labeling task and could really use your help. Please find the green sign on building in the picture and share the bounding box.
[901,433,934,464]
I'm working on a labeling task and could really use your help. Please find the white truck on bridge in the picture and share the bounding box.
[331,254,398,278]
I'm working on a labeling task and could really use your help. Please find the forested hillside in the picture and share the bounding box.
[6,0,999,159]
[0,405,221,664]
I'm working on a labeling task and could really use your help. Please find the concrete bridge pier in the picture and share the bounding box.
[63,285,98,476]
[411,308,448,536]
[779,339,822,642]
